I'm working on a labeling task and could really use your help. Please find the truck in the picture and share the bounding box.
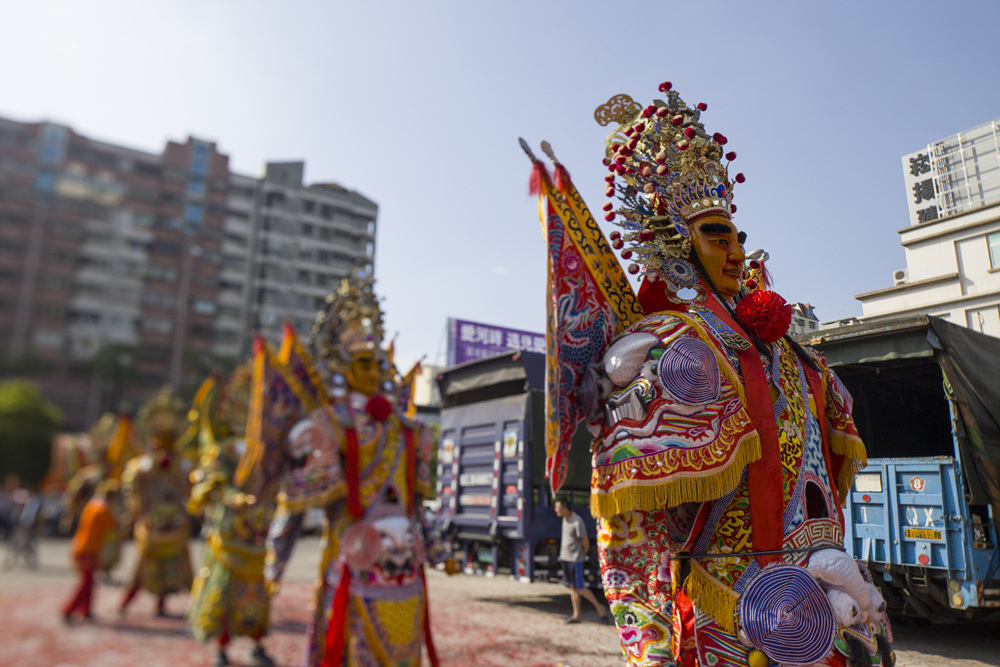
[434,350,599,585]
[803,315,1000,622]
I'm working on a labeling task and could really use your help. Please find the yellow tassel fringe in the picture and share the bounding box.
[590,434,760,519]
[686,559,739,634]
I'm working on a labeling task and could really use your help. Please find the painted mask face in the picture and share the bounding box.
[688,214,746,301]
[345,350,379,396]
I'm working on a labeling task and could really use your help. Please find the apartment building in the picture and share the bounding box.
[0,115,376,429]
[248,161,376,344]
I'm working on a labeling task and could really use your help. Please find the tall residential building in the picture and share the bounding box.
[246,161,376,344]
[0,115,377,429]
[857,118,1000,336]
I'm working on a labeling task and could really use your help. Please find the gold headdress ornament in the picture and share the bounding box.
[309,266,386,374]
[135,385,185,448]
[596,81,745,304]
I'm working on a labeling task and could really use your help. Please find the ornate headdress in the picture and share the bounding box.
[135,385,185,449]
[309,267,386,374]
[596,81,745,304]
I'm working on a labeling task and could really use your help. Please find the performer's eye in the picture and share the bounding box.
[621,611,639,626]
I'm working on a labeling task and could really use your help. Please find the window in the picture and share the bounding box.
[190,142,210,178]
[988,232,1000,269]
[192,299,217,315]
[185,201,203,225]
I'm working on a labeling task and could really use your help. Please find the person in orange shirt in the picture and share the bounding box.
[62,480,119,623]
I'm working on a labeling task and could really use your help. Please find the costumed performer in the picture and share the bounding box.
[522,81,894,667]
[186,366,276,667]
[245,269,440,667]
[118,387,194,617]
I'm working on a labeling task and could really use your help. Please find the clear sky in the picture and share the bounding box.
[3,1,999,372]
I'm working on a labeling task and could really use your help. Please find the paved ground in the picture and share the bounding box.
[1,538,998,666]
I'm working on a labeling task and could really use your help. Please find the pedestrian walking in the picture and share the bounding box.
[62,480,119,623]
[554,497,609,624]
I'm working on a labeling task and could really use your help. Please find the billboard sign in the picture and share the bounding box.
[447,317,545,366]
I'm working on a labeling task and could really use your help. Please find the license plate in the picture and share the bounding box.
[904,527,942,540]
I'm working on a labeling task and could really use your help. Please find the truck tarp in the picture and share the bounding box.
[803,315,1000,523]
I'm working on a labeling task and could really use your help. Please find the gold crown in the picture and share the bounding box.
[135,385,185,446]
[595,81,745,302]
[310,267,386,370]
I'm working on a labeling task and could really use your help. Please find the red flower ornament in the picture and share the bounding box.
[365,395,393,421]
[735,290,792,344]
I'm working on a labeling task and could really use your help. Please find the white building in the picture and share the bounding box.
[789,302,819,336]
[857,118,1000,336]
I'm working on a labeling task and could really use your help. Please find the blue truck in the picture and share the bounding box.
[804,315,1000,621]
[434,350,599,585]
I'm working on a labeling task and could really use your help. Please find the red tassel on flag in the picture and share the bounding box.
[760,262,773,290]
[528,161,549,197]
[553,163,572,195]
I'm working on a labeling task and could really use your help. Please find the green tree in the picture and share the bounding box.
[0,379,62,487]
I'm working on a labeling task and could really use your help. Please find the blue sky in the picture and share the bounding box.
[3,1,999,371]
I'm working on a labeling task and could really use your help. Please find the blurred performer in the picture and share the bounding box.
[118,388,193,617]
[186,368,276,667]
[241,269,439,666]
[522,82,892,667]
[62,480,120,623]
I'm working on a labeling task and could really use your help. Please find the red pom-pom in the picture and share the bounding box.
[735,290,792,344]
[684,127,696,139]
[602,201,613,211]
[609,231,621,241]
[659,81,673,92]
[656,107,670,117]
[605,212,615,222]
[735,173,746,183]
[749,260,760,269]
[712,132,724,143]
[718,135,728,145]
[730,204,737,213]
[621,249,633,260]
[725,151,737,161]
[671,115,684,126]
[365,395,393,421]
[696,102,707,111]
